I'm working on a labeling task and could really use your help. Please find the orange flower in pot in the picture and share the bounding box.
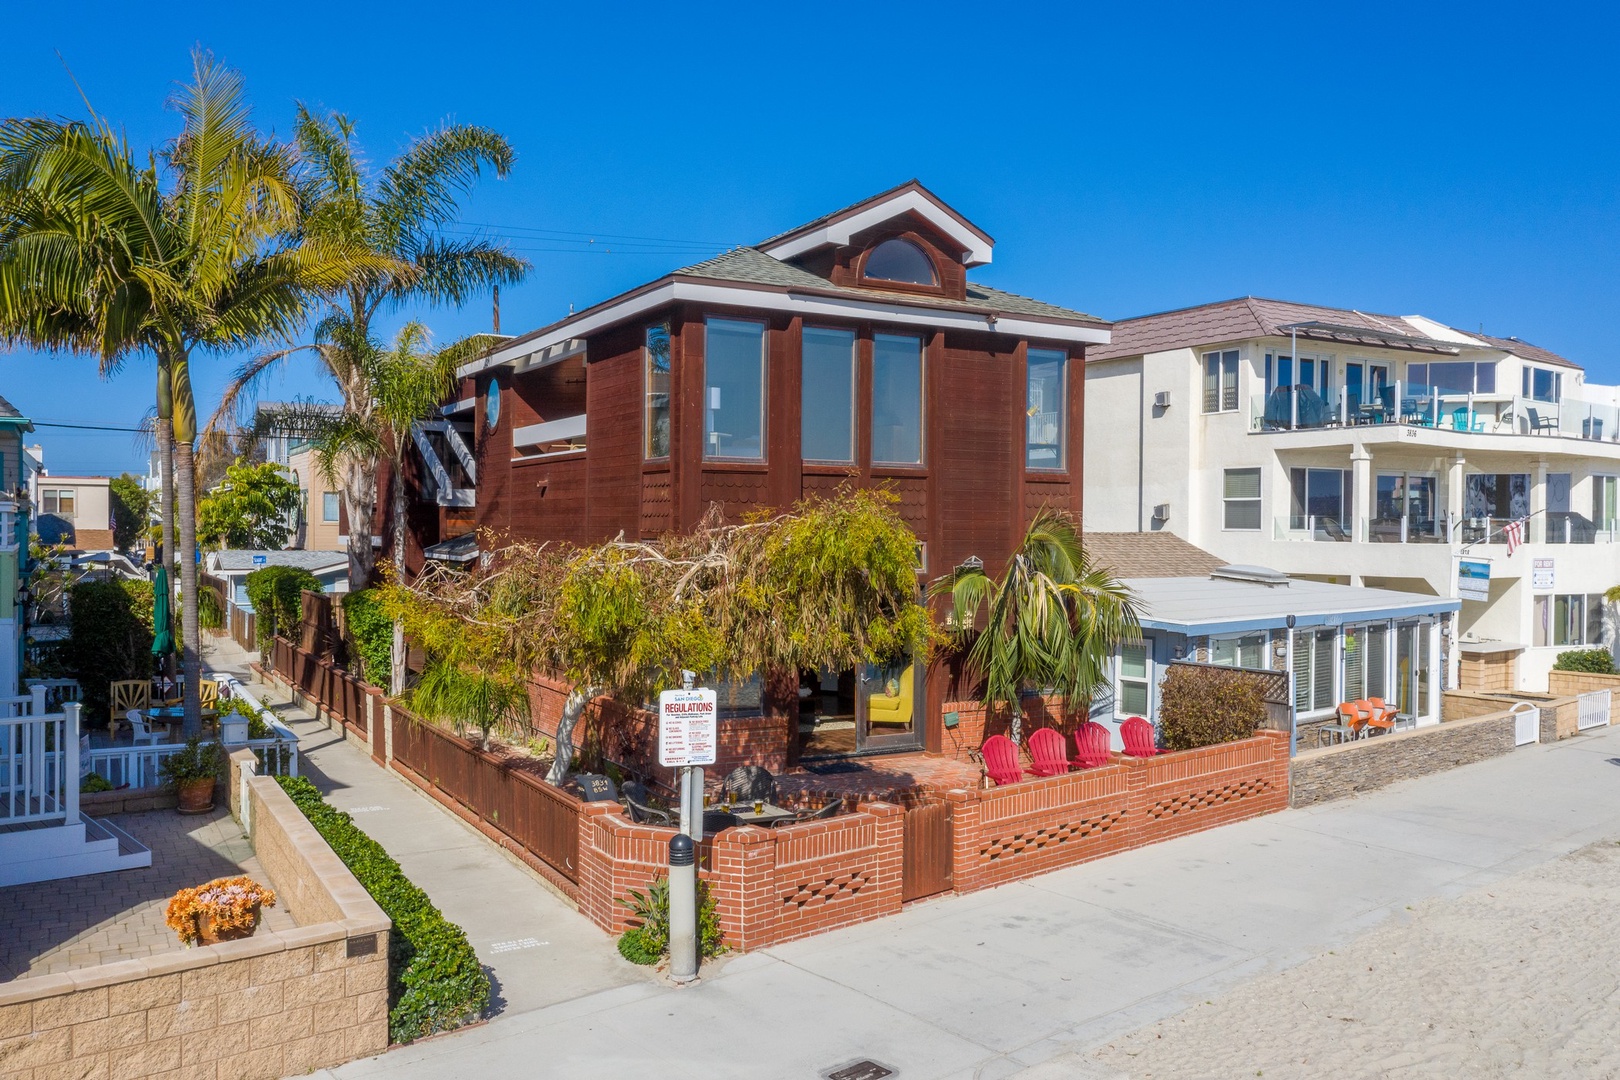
[158,736,223,814]
[165,876,277,946]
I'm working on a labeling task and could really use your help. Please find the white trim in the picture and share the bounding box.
[461,280,1109,377]
[442,398,475,415]
[760,189,994,266]
[513,415,587,449]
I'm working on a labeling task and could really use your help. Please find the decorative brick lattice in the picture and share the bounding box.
[783,871,868,909]
[1147,778,1270,820]
[980,811,1123,861]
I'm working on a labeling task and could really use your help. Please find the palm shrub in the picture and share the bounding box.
[244,566,323,652]
[411,661,529,751]
[932,509,1140,741]
[1156,665,1267,750]
[1554,649,1615,675]
[615,877,724,965]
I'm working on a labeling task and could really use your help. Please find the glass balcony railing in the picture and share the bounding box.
[1273,515,1353,542]
[1366,515,1452,544]
[1249,381,1620,443]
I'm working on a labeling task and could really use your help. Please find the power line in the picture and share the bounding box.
[31,420,148,433]
[447,219,743,248]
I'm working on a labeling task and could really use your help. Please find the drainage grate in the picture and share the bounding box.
[823,1061,894,1080]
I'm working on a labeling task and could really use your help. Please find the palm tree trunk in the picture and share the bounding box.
[175,440,202,737]
[389,460,407,697]
[156,418,177,682]
[342,455,377,588]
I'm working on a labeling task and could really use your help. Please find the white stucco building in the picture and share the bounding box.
[1084,296,1620,694]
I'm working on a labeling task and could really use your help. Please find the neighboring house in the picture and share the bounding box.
[205,549,350,646]
[33,474,115,552]
[287,443,346,552]
[406,180,1112,761]
[0,395,34,698]
[1084,532,1459,750]
[1084,296,1620,693]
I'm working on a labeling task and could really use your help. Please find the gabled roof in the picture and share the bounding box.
[0,394,32,429]
[1084,531,1226,579]
[1088,297,1468,362]
[671,247,1104,323]
[208,549,348,574]
[758,180,995,266]
[1469,332,1579,370]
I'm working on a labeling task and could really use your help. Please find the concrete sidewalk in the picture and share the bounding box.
[204,638,645,1019]
[311,721,1620,1080]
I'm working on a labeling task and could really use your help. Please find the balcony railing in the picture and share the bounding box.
[1250,382,1620,444]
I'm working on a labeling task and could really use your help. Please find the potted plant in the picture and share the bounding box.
[164,875,277,946]
[159,736,222,814]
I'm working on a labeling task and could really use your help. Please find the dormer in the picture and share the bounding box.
[757,180,993,302]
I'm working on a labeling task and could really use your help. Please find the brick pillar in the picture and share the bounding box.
[943,787,983,894]
[711,825,777,951]
[574,802,625,933]
[858,801,905,920]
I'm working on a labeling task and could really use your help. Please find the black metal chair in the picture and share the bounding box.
[621,781,673,826]
[702,810,740,834]
[775,801,840,826]
[722,765,777,804]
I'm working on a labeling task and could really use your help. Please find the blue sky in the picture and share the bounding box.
[3,0,1616,474]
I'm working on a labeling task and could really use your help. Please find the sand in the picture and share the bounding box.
[1092,838,1620,1079]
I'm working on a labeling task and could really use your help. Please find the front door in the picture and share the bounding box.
[856,659,925,752]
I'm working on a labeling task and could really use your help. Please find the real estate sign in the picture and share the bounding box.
[1532,557,1556,591]
[1457,559,1491,602]
[658,688,717,767]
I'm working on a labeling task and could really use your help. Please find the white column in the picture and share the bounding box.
[64,702,81,825]
[1447,455,1466,539]
[1351,442,1372,543]
[1531,459,1548,543]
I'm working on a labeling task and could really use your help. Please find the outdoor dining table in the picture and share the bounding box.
[723,802,799,827]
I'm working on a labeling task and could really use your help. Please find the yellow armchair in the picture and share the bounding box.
[866,664,915,726]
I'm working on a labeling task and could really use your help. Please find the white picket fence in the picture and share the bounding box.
[1511,701,1540,747]
[1577,689,1612,732]
[0,688,80,825]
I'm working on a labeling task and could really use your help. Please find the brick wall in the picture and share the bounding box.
[1289,710,1517,807]
[940,696,1077,762]
[947,765,1132,892]
[0,767,390,1080]
[1458,648,1518,692]
[1548,669,1620,697]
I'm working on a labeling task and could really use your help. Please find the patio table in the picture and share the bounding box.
[725,802,800,827]
[1318,723,1355,747]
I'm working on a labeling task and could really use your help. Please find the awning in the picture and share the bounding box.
[422,532,479,564]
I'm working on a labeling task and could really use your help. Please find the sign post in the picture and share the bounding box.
[658,676,715,984]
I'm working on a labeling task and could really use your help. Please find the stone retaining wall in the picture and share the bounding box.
[0,764,391,1080]
[1289,710,1517,807]
[1548,669,1620,697]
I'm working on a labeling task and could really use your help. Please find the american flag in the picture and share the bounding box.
[1503,517,1526,556]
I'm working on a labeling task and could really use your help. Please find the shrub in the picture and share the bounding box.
[80,772,112,794]
[159,737,223,790]
[276,775,488,1043]
[64,580,155,720]
[343,589,393,688]
[1554,648,1615,675]
[244,566,322,652]
[1156,664,1267,751]
[614,876,725,965]
[199,583,225,631]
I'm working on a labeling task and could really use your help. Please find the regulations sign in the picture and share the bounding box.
[658,688,717,767]
[1457,559,1491,602]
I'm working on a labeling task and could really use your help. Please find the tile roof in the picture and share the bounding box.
[68,529,116,552]
[1083,531,1226,579]
[211,549,348,573]
[756,179,993,251]
[1468,332,1579,370]
[672,247,1106,325]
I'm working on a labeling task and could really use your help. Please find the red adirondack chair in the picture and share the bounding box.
[1027,728,1070,777]
[1070,721,1111,769]
[1120,716,1164,758]
[980,734,1029,786]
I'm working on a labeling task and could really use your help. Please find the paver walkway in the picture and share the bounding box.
[313,717,1620,1080]
[203,637,644,1019]
[0,806,292,980]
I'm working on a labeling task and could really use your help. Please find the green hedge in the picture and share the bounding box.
[66,580,156,721]
[275,775,488,1043]
[245,566,322,652]
[1554,648,1616,674]
[342,589,393,688]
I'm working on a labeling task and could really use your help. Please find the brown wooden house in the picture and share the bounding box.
[406,181,1110,767]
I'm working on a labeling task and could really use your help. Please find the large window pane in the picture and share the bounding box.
[1027,348,1066,469]
[704,318,765,460]
[644,324,671,458]
[872,333,923,464]
[802,327,855,462]
[1224,468,1262,530]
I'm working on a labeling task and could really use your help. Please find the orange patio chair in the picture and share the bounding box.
[1336,701,1369,739]
[1364,697,1398,735]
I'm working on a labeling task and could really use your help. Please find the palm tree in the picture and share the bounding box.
[931,509,1142,742]
[0,54,372,735]
[208,106,528,590]
[296,322,493,695]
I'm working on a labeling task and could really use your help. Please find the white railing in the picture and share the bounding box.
[24,679,82,711]
[1578,689,1612,732]
[0,695,80,825]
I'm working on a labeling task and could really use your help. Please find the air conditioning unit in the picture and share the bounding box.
[1152,503,1170,522]
[1154,391,1172,408]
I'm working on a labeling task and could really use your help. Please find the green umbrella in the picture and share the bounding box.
[151,565,174,657]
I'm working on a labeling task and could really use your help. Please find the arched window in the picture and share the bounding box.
[863,238,938,286]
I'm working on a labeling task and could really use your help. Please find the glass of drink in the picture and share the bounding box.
[753,799,765,815]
